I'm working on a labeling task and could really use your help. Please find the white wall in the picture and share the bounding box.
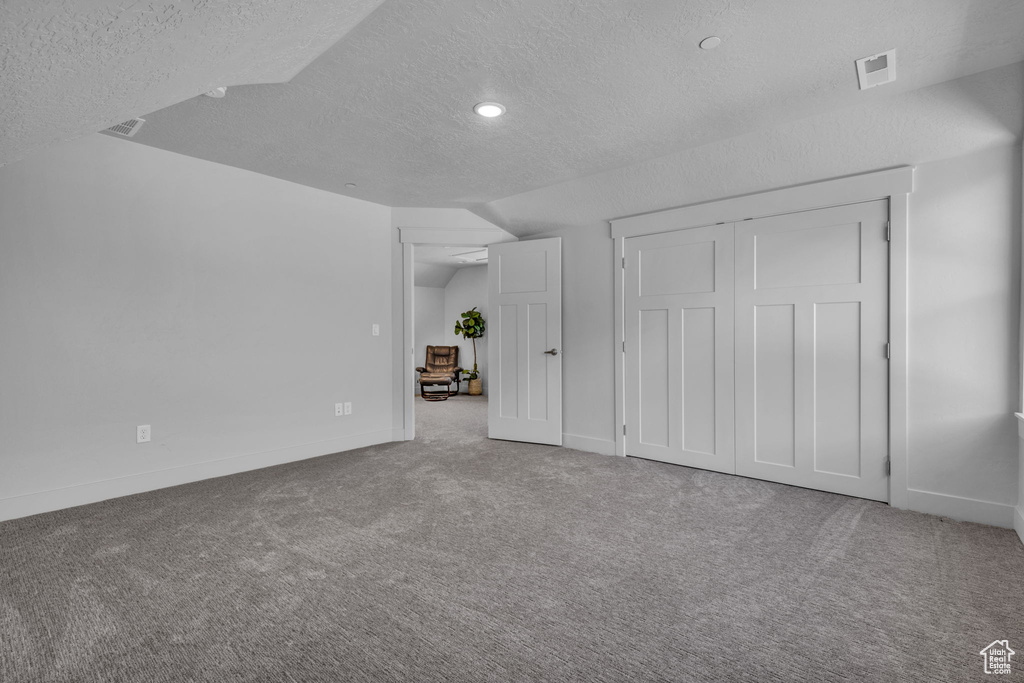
[528,144,1022,526]
[444,266,488,394]
[414,286,446,352]
[1015,416,1024,543]
[1019,141,1024,543]
[551,229,616,454]
[478,63,1023,237]
[907,146,1021,519]
[0,134,395,521]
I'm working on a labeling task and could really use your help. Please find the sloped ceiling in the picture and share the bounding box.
[122,0,1024,220]
[478,61,1024,235]
[5,0,1024,236]
[414,246,488,288]
[0,0,386,165]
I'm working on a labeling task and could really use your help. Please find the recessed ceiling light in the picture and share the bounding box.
[699,36,721,50]
[473,102,505,118]
[345,183,357,188]
[203,86,227,98]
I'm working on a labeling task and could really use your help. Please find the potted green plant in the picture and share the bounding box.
[454,307,485,395]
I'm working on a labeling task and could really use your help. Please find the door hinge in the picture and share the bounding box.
[621,256,626,269]
[885,342,891,359]
[884,456,891,476]
[622,340,626,353]
[623,424,627,436]
[886,221,891,242]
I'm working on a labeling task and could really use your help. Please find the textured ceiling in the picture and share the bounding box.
[0,0,386,165]
[478,61,1024,235]
[8,0,1024,235]
[119,0,1024,221]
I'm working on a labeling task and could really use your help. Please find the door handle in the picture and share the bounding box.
[544,348,559,356]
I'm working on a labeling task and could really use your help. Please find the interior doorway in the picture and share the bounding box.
[409,245,490,437]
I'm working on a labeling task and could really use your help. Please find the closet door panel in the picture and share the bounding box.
[735,200,889,501]
[624,226,735,473]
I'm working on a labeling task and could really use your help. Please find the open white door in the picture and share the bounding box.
[487,238,562,445]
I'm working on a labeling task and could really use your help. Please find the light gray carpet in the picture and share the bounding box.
[1,395,1022,682]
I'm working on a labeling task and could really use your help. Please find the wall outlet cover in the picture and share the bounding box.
[137,425,151,443]
[344,402,352,415]
[335,403,344,417]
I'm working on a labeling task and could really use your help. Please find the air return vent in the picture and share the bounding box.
[855,50,896,90]
[105,118,145,137]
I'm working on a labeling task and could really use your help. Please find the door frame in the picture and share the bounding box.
[394,226,517,440]
[610,166,914,509]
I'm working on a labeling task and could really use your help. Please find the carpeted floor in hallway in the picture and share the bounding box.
[1,395,1022,682]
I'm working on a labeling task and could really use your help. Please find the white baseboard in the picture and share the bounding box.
[907,488,1016,529]
[563,433,618,456]
[1014,506,1024,545]
[0,429,396,524]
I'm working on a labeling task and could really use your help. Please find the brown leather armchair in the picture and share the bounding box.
[416,346,462,400]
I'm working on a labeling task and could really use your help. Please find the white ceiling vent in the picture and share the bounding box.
[855,50,896,90]
[105,118,145,137]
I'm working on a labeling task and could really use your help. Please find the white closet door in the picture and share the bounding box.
[734,200,889,501]
[624,225,735,472]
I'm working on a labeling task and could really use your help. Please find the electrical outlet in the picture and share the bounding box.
[335,403,344,417]
[137,425,151,443]
[344,402,352,415]
[372,324,380,336]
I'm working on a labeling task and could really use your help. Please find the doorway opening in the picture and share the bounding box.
[397,228,561,447]
[409,245,489,440]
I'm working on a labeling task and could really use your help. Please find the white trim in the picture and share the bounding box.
[611,166,914,507]
[1016,139,1022,540]
[1016,413,1024,544]
[403,243,416,440]
[390,228,406,442]
[888,192,910,510]
[613,235,626,457]
[563,433,617,456]
[398,226,514,246]
[611,166,914,238]
[907,489,1016,529]
[0,429,395,523]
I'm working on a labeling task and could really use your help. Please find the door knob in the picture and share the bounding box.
[544,348,559,356]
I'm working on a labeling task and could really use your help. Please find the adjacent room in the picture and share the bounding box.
[412,245,488,405]
[2,1,1023,681]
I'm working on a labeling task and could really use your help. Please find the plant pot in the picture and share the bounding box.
[468,378,483,395]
